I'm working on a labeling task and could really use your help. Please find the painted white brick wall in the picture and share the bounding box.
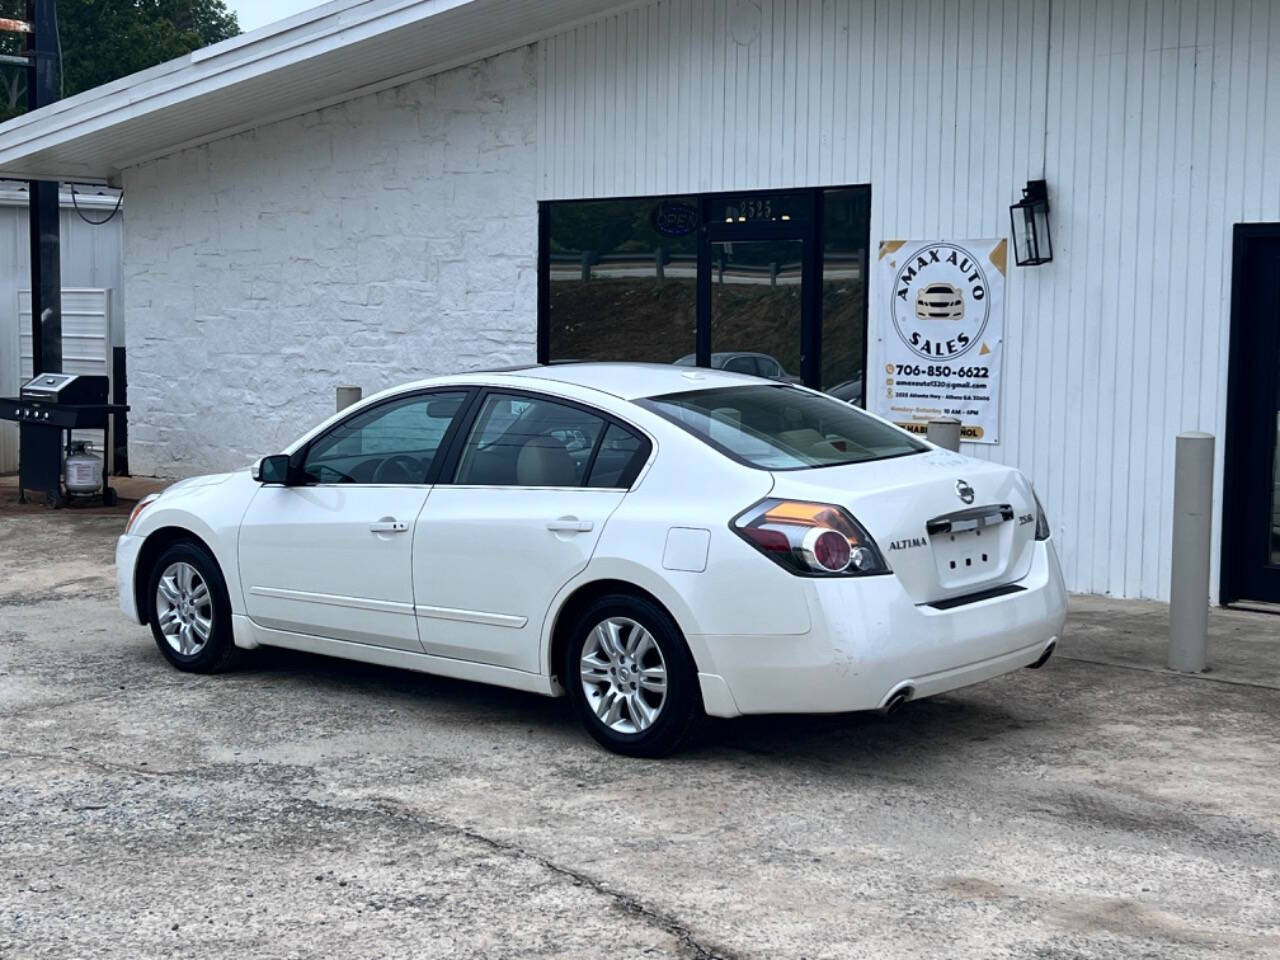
[123,47,539,477]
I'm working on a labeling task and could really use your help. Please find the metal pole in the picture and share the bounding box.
[336,386,362,412]
[1169,431,1214,673]
[25,0,61,375]
[927,416,962,452]
[28,181,60,373]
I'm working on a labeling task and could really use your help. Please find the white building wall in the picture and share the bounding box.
[536,0,1280,601]
[122,46,540,477]
[112,0,1278,601]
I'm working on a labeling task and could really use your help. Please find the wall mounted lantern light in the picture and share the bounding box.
[1009,179,1052,266]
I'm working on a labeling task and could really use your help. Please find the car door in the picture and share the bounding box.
[238,389,470,651]
[412,390,651,672]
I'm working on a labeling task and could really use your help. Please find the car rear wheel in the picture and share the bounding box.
[147,541,241,673]
[564,594,700,757]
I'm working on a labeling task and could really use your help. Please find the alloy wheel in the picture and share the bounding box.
[155,561,214,657]
[579,616,668,734]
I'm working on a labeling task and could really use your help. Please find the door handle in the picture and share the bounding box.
[369,519,409,533]
[546,518,593,533]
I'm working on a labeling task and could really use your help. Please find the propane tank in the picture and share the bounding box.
[65,441,104,495]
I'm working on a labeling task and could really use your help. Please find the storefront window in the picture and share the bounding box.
[820,188,870,403]
[546,197,697,364]
[541,185,870,396]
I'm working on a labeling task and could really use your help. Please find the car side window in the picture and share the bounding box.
[723,355,757,375]
[586,424,650,488]
[301,391,466,485]
[454,393,606,487]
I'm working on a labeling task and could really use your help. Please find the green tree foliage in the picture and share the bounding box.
[0,1,240,120]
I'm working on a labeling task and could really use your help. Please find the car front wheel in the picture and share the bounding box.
[564,594,701,757]
[147,541,241,673]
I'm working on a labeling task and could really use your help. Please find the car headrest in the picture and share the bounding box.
[516,435,576,487]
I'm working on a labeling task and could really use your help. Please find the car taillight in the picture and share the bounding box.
[1033,491,1051,541]
[805,528,851,572]
[732,499,889,577]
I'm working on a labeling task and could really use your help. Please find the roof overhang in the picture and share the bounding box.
[0,0,628,184]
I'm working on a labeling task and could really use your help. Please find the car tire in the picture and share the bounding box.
[563,593,701,758]
[147,540,241,674]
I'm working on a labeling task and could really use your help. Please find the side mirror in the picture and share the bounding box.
[252,454,293,485]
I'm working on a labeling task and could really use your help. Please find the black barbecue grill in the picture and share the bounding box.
[0,372,129,508]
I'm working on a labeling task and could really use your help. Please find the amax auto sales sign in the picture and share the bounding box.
[873,238,1007,444]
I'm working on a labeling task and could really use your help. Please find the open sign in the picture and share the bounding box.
[651,201,698,237]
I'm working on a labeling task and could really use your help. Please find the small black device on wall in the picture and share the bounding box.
[1010,179,1053,266]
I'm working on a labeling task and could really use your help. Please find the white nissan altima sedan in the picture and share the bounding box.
[117,363,1067,756]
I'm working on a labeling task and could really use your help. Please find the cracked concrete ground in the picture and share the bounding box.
[1,512,1279,959]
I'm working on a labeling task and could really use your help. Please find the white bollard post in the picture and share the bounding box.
[1169,432,1214,673]
[927,417,962,452]
[336,386,362,412]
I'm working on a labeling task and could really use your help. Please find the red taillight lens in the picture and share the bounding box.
[741,525,792,556]
[807,528,852,572]
[732,498,888,577]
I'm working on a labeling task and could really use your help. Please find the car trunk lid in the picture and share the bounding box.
[768,449,1039,605]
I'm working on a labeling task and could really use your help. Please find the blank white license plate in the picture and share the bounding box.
[932,526,1000,575]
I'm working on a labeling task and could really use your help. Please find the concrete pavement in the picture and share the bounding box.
[1,511,1278,959]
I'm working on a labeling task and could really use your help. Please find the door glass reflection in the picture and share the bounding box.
[821,188,870,404]
[704,239,803,383]
[547,197,697,364]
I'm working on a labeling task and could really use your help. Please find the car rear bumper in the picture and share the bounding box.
[691,541,1067,717]
[116,533,144,624]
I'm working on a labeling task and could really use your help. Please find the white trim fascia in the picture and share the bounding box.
[0,184,122,207]
[0,166,113,185]
[0,0,652,180]
[112,0,654,173]
[0,0,483,161]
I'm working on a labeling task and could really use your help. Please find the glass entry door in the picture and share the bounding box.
[698,208,817,386]
[1223,226,1280,604]
[706,237,806,383]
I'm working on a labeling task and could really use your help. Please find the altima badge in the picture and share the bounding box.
[956,479,975,504]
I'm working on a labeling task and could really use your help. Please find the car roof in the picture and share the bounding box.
[285,362,785,457]
[490,361,765,400]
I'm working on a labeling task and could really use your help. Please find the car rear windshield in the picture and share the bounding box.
[638,384,926,470]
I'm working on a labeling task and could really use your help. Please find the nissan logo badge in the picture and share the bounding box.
[956,480,975,504]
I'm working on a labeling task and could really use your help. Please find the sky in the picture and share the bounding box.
[227,0,328,33]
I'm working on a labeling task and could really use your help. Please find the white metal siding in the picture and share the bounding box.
[0,197,124,473]
[537,0,1280,601]
[17,288,114,470]
[18,289,112,382]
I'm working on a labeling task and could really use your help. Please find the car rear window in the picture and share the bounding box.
[638,384,926,470]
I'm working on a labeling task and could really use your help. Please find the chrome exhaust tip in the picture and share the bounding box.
[1027,640,1056,670]
[879,685,914,716]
